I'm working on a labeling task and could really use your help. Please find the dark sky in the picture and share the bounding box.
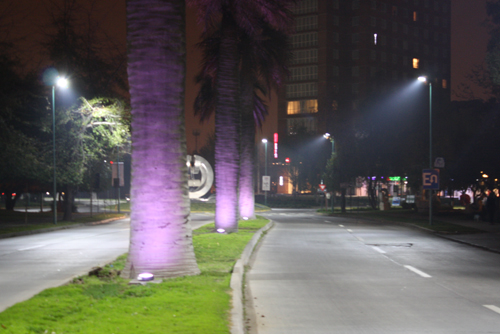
[3,0,492,152]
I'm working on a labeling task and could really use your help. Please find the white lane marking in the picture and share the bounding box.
[324,220,330,223]
[404,265,432,278]
[339,225,344,227]
[356,237,365,242]
[372,246,386,254]
[347,229,353,232]
[484,305,500,315]
[18,244,46,251]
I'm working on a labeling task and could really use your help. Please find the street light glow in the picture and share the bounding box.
[56,77,69,88]
[262,138,268,143]
[418,76,427,83]
[323,133,331,139]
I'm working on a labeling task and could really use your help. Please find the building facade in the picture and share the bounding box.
[278,0,451,138]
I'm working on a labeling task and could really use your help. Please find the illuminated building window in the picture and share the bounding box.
[413,11,418,21]
[279,176,284,186]
[413,58,419,69]
[287,99,318,114]
[442,79,448,89]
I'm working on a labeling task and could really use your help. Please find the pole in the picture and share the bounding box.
[264,141,268,206]
[52,85,57,225]
[429,82,433,226]
[117,149,121,213]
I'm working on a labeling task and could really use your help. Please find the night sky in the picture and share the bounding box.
[2,0,492,152]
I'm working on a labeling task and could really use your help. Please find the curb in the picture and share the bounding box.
[230,220,274,334]
[0,215,128,240]
[326,213,500,255]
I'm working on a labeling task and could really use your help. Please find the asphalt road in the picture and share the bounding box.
[247,209,500,333]
[0,213,214,313]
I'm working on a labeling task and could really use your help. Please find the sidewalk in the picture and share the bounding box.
[433,216,500,253]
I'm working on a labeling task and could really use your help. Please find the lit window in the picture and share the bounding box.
[413,58,419,69]
[413,11,418,21]
[287,99,318,114]
[442,79,447,89]
[279,176,284,186]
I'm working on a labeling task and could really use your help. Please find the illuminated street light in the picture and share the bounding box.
[418,76,433,226]
[51,75,69,224]
[323,133,335,155]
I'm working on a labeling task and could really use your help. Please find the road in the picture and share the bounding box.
[247,209,500,333]
[0,213,214,312]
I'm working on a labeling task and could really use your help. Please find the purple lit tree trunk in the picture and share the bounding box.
[238,80,256,219]
[121,0,200,279]
[214,15,240,233]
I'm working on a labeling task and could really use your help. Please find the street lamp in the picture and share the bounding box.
[418,76,433,225]
[262,139,268,206]
[51,76,69,224]
[323,133,335,155]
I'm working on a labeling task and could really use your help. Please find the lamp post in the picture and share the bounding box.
[323,133,335,155]
[262,139,268,206]
[51,77,68,225]
[418,76,433,225]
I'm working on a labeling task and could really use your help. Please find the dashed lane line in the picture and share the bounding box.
[484,305,500,315]
[404,265,432,278]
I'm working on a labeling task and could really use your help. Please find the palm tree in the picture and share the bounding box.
[121,0,200,279]
[190,0,294,231]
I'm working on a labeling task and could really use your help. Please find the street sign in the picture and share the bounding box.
[318,184,326,191]
[262,176,271,191]
[434,157,445,168]
[422,169,439,190]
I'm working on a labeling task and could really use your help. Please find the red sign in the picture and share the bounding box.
[274,133,278,158]
[319,184,326,191]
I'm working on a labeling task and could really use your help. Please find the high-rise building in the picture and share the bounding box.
[278,0,451,138]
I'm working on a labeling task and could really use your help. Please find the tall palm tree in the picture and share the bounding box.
[190,0,294,231]
[121,0,200,279]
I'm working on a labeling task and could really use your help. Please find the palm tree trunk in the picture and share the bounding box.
[122,0,200,279]
[238,79,256,219]
[214,15,240,233]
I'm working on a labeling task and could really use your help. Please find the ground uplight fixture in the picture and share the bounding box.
[217,228,226,233]
[137,272,154,281]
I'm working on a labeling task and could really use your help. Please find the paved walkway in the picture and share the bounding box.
[434,216,500,253]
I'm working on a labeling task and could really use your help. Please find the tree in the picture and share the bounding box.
[190,0,294,231]
[0,51,48,210]
[121,0,200,279]
[49,97,130,221]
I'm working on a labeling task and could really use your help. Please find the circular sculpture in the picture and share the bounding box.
[186,155,214,199]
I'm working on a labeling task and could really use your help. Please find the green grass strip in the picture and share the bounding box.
[0,218,269,333]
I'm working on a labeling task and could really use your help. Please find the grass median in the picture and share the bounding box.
[0,218,269,333]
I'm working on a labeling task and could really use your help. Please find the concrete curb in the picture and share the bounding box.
[0,215,128,240]
[230,220,274,334]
